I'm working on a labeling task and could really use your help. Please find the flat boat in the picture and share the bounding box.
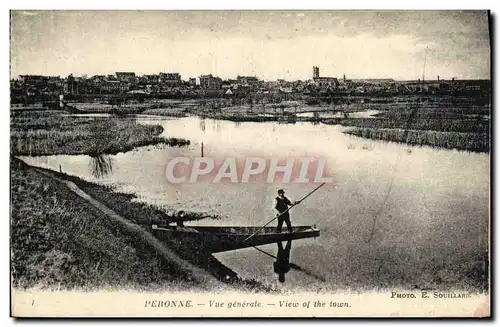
[151,224,320,253]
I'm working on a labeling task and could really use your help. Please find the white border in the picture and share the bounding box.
[2,1,497,326]
[3,1,499,10]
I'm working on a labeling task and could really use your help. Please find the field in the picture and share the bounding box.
[10,110,189,156]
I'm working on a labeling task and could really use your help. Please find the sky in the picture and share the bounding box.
[9,10,491,81]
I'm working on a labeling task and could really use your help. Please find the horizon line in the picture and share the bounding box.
[10,72,491,82]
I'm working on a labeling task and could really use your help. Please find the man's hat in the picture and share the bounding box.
[277,189,285,194]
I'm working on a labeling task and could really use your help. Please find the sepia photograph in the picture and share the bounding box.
[9,9,491,318]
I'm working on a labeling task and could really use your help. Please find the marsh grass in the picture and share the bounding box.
[336,102,490,152]
[10,110,189,156]
[141,108,188,117]
[339,118,489,133]
[344,128,490,152]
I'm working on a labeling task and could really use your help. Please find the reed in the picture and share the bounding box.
[344,127,490,152]
[339,118,489,133]
[10,110,190,156]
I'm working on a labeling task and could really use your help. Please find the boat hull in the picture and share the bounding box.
[151,225,320,253]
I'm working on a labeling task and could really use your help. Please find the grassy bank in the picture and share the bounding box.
[11,158,272,292]
[10,158,197,290]
[10,110,189,156]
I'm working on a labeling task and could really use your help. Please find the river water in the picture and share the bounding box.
[21,116,489,292]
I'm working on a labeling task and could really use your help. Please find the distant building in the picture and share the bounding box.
[236,75,259,87]
[91,75,106,82]
[159,73,181,87]
[101,81,130,93]
[279,87,293,93]
[313,66,320,79]
[199,74,222,89]
[265,81,280,90]
[19,75,60,87]
[116,72,136,83]
[143,74,160,84]
[66,74,77,94]
[19,75,46,84]
[188,78,197,86]
[311,66,338,88]
[222,79,240,90]
[351,78,395,85]
[313,77,339,88]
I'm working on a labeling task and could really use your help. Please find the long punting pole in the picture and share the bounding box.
[243,182,326,243]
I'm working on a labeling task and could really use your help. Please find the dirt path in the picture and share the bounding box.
[32,166,223,289]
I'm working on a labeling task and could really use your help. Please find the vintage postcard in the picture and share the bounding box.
[9,10,490,318]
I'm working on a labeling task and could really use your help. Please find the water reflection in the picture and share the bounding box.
[267,239,328,283]
[214,119,223,132]
[312,112,321,126]
[274,240,292,283]
[199,118,206,132]
[89,153,114,178]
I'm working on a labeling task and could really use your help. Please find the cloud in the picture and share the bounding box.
[9,10,490,80]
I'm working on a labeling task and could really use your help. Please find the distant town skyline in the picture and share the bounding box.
[10,70,490,82]
[10,10,491,81]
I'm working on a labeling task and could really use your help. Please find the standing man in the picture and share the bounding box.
[274,189,300,233]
